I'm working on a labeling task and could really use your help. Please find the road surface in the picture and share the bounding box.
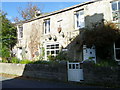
[0,76,104,88]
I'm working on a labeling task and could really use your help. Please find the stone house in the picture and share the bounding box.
[14,0,120,62]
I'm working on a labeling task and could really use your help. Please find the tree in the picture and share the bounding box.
[83,22,120,59]
[0,11,17,59]
[83,22,120,47]
[17,3,42,20]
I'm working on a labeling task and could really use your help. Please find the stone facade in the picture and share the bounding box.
[0,62,67,81]
[14,0,120,61]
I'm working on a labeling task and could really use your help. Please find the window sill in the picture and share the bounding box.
[74,27,85,31]
[18,38,23,40]
[44,33,51,35]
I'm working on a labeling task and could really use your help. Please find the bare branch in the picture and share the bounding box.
[17,2,41,20]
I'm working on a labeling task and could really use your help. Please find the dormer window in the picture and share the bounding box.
[74,10,85,29]
[44,19,50,34]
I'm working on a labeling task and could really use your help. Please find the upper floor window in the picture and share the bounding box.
[57,19,62,33]
[44,19,50,34]
[111,1,120,21]
[74,10,85,29]
[18,26,23,39]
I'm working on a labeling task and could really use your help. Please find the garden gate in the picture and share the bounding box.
[67,61,84,82]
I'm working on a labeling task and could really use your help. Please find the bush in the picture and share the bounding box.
[96,59,117,67]
[83,59,96,64]
[1,59,8,63]
[83,22,120,47]
[19,59,33,64]
[1,46,10,59]
[83,22,120,59]
[47,55,56,61]
[32,60,51,64]
[11,57,20,63]
[0,56,63,64]
[56,51,68,61]
[83,59,118,67]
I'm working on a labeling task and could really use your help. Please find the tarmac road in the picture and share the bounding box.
[0,76,104,88]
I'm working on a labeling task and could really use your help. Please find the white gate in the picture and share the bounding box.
[67,61,84,82]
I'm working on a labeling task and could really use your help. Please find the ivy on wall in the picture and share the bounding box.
[83,22,120,47]
[82,22,120,59]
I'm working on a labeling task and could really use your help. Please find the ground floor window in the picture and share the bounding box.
[45,43,60,59]
[114,38,120,60]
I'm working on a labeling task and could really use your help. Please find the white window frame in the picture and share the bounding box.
[111,1,120,22]
[18,26,23,39]
[45,43,60,60]
[114,42,120,61]
[57,19,62,27]
[43,19,50,35]
[74,10,85,30]
[57,19,62,33]
[111,1,120,61]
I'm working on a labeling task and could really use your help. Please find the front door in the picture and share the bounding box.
[17,47,22,60]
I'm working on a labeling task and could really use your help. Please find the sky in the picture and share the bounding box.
[1,0,90,22]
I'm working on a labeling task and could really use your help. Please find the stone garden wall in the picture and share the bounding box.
[83,62,120,85]
[0,62,67,81]
[1,62,120,85]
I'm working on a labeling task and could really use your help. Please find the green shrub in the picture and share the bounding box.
[96,59,117,67]
[83,59,96,64]
[11,57,20,63]
[1,59,8,63]
[1,46,10,59]
[32,60,51,64]
[19,59,33,64]
[56,51,68,61]
[47,55,56,61]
